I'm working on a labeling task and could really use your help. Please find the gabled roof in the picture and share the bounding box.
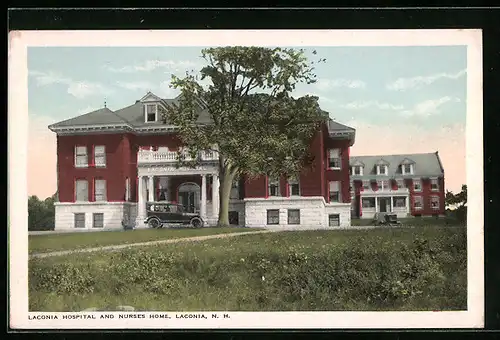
[327,119,355,133]
[349,152,444,178]
[374,158,390,166]
[400,157,415,165]
[351,159,365,167]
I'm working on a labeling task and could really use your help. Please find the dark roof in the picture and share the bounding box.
[327,119,355,133]
[350,152,444,179]
[48,107,127,128]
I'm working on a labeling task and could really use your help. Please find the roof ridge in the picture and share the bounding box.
[48,107,114,128]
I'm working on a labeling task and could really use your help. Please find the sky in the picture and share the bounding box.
[28,45,467,198]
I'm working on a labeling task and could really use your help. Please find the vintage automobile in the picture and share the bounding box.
[144,201,204,229]
[372,212,402,227]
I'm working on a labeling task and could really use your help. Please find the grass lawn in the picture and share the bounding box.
[29,225,467,312]
[29,227,262,254]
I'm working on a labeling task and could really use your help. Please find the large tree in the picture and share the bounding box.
[162,47,328,226]
[445,184,467,221]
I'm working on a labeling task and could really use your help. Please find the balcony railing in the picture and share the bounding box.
[138,149,219,164]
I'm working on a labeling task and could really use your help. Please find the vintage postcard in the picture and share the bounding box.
[8,29,483,329]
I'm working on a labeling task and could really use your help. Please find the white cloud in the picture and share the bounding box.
[116,81,154,91]
[339,100,403,111]
[400,96,460,117]
[158,81,180,98]
[29,70,113,99]
[104,60,200,73]
[315,78,366,91]
[386,69,466,91]
[77,106,100,115]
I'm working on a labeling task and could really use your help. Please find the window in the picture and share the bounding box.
[413,179,422,192]
[75,179,88,202]
[74,213,85,228]
[329,214,340,227]
[94,179,107,201]
[145,104,157,122]
[75,146,88,167]
[431,178,439,191]
[268,177,280,197]
[93,213,104,228]
[94,145,106,167]
[430,196,440,210]
[414,196,423,210]
[378,180,389,191]
[362,180,370,191]
[329,181,341,202]
[267,209,280,225]
[396,179,405,189]
[288,209,300,224]
[125,177,130,201]
[362,197,376,208]
[393,196,407,208]
[230,179,239,199]
[288,176,300,196]
[328,149,341,169]
[352,166,363,176]
[402,164,413,175]
[377,164,388,175]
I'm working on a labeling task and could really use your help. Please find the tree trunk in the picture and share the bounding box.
[217,168,236,227]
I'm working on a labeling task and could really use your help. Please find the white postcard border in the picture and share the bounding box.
[8,29,484,329]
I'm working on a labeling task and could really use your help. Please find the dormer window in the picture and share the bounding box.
[377,164,388,175]
[145,104,158,122]
[351,166,363,176]
[400,158,415,175]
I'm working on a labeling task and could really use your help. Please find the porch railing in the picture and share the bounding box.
[138,149,219,164]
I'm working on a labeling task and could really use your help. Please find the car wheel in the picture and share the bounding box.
[148,218,161,229]
[190,217,203,228]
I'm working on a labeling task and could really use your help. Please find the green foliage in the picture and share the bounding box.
[28,194,56,231]
[445,185,467,222]
[161,47,328,226]
[30,227,467,312]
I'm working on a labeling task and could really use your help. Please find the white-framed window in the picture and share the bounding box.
[377,164,388,175]
[328,214,340,227]
[430,196,440,210]
[267,209,280,225]
[328,149,341,169]
[380,180,389,191]
[352,166,363,176]
[145,103,157,122]
[362,197,376,208]
[402,164,413,175]
[430,178,439,191]
[329,181,341,203]
[74,213,86,228]
[287,209,300,225]
[94,179,107,202]
[93,213,104,228]
[414,196,423,210]
[268,177,280,197]
[75,179,88,202]
[93,145,106,167]
[288,176,300,196]
[125,177,130,201]
[230,179,239,199]
[413,179,422,192]
[396,179,405,189]
[393,196,407,208]
[362,180,370,191]
[75,146,88,168]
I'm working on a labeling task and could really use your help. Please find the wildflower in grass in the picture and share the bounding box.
[262,276,265,281]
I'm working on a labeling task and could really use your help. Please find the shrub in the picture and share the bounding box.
[29,261,95,294]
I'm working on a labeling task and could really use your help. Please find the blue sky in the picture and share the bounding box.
[27,46,467,197]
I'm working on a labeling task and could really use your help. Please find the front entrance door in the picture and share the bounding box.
[379,198,387,213]
[179,191,196,213]
[178,182,200,213]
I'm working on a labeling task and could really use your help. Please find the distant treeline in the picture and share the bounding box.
[28,194,56,231]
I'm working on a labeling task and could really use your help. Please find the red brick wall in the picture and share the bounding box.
[57,133,128,202]
[244,175,267,198]
[324,138,351,203]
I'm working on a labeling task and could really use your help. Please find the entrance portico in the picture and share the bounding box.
[135,169,220,228]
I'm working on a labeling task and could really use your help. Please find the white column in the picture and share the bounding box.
[390,196,394,213]
[212,173,220,218]
[375,197,378,212]
[200,174,207,221]
[406,196,410,214]
[136,176,147,228]
[164,176,170,201]
[148,176,155,202]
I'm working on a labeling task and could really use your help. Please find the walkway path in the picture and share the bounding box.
[30,229,281,259]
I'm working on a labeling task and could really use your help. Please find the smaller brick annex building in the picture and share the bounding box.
[48,91,446,230]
